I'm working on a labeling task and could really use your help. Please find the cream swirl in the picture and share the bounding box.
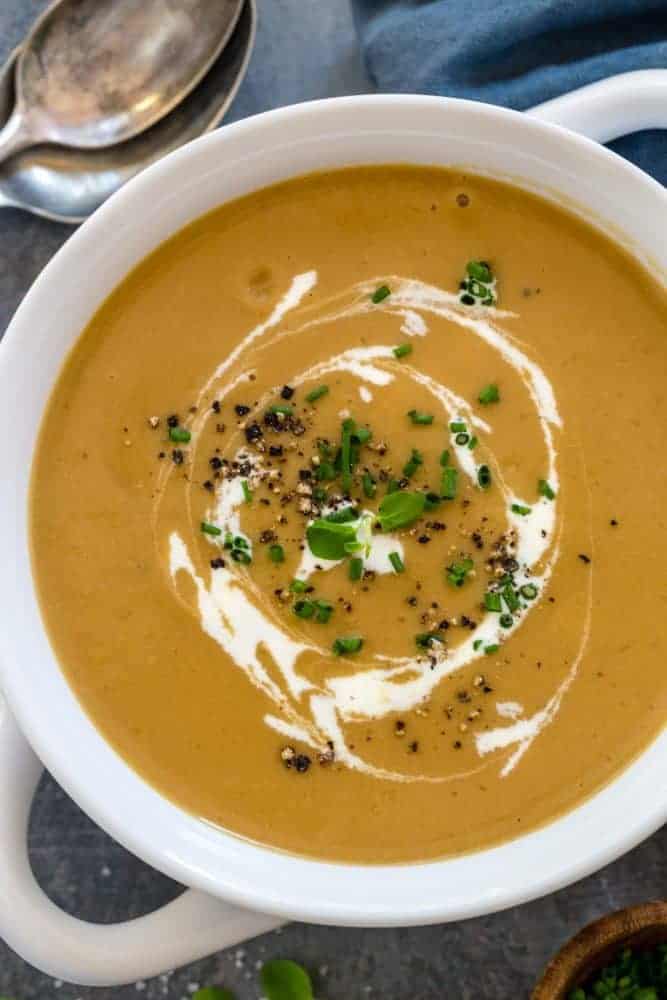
[157,272,593,783]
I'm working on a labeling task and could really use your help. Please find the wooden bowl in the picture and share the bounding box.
[532,901,667,999]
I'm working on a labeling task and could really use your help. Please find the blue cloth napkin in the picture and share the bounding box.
[352,0,667,185]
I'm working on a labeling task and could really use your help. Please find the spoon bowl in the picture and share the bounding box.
[0,0,244,162]
[0,0,256,223]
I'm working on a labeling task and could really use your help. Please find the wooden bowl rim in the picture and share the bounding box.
[532,900,667,999]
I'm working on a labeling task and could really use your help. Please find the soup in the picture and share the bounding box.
[30,166,667,863]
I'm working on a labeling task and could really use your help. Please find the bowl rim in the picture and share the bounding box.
[1,93,666,926]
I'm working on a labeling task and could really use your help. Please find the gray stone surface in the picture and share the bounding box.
[0,2,664,998]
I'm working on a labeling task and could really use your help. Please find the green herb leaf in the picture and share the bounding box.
[362,472,377,498]
[446,558,474,588]
[538,478,557,500]
[169,426,191,443]
[371,284,391,304]
[477,464,492,489]
[440,466,458,500]
[260,959,314,1000]
[324,506,358,523]
[478,383,500,405]
[377,491,426,532]
[407,409,434,425]
[393,342,413,359]
[388,551,405,573]
[332,636,364,656]
[484,591,502,612]
[467,260,493,284]
[306,519,357,560]
[306,384,329,404]
[349,556,363,581]
[201,521,222,536]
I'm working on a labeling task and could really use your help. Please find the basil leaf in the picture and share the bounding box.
[260,959,313,1000]
[192,988,236,1000]
[306,519,357,560]
[377,490,425,531]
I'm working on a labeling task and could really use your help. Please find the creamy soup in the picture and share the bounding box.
[31,167,667,863]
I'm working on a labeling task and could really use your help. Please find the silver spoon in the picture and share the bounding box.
[0,0,255,223]
[0,0,244,163]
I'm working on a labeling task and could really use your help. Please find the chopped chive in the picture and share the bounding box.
[446,557,474,588]
[241,480,253,503]
[511,503,531,516]
[353,427,372,444]
[349,557,363,581]
[468,435,478,450]
[224,531,234,548]
[362,472,377,498]
[415,632,445,649]
[503,584,520,613]
[467,260,493,284]
[441,466,458,500]
[290,578,308,593]
[386,479,400,494]
[314,599,334,624]
[408,410,434,425]
[344,540,364,554]
[538,479,556,500]
[520,583,538,600]
[473,639,483,651]
[499,613,513,628]
[306,384,329,404]
[484,643,500,655]
[340,419,355,493]
[201,521,222,536]
[268,404,294,416]
[450,421,467,433]
[389,551,405,573]
[484,592,502,612]
[169,426,191,443]
[313,486,328,502]
[316,461,336,481]
[294,599,315,620]
[371,284,390,304]
[455,432,469,446]
[403,448,423,478]
[393,342,413,359]
[477,464,492,489]
[231,548,252,565]
[332,636,364,656]
[423,491,443,511]
[439,449,450,467]
[269,544,285,563]
[324,506,358,523]
[234,536,249,549]
[478,383,500,405]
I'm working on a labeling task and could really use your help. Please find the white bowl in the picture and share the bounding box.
[0,73,665,987]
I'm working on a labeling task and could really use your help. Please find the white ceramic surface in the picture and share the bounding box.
[0,70,666,986]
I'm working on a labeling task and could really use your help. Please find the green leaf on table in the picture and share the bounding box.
[376,490,425,531]
[192,988,236,1000]
[306,518,357,560]
[260,959,314,1000]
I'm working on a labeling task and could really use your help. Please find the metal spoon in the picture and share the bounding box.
[0,0,244,163]
[0,0,255,224]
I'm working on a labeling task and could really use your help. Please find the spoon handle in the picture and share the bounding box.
[0,108,38,166]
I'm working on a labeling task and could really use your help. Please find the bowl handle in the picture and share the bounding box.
[0,698,283,986]
[526,68,667,141]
